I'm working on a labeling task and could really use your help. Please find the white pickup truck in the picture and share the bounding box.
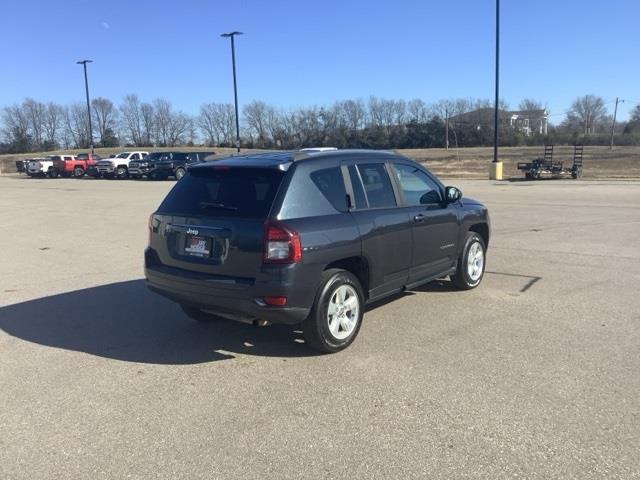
[27,155,74,178]
[95,151,149,179]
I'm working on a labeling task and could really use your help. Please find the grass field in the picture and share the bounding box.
[1,145,638,179]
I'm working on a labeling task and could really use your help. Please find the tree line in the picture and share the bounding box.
[1,94,639,154]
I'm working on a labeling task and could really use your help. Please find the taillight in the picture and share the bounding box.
[263,221,302,264]
[148,214,154,246]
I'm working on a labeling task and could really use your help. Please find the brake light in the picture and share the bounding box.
[263,221,302,264]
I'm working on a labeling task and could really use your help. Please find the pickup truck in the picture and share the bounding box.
[27,155,73,178]
[53,153,102,178]
[95,151,149,179]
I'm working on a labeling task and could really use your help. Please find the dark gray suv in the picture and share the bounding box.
[145,150,490,353]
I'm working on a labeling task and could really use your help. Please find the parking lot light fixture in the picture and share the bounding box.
[220,31,243,153]
[76,60,94,155]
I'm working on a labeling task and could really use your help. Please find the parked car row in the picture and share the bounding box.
[19,150,217,180]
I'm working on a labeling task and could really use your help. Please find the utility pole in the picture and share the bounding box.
[221,31,243,153]
[76,60,94,154]
[609,97,624,150]
[445,107,449,150]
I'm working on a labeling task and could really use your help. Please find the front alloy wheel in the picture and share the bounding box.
[175,167,186,180]
[451,232,486,290]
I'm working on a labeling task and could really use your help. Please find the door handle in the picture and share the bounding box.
[413,213,425,222]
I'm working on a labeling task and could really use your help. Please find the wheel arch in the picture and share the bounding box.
[324,256,370,299]
[468,222,489,248]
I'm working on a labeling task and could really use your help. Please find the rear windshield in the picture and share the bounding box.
[157,167,285,218]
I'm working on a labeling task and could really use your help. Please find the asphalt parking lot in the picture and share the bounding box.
[1,175,639,479]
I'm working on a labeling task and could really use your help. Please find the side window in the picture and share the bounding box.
[310,167,347,212]
[393,163,442,205]
[347,165,367,209]
[357,163,397,208]
[130,153,140,160]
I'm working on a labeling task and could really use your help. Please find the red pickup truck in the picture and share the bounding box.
[53,153,102,178]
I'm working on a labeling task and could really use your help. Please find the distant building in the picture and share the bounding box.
[450,108,548,136]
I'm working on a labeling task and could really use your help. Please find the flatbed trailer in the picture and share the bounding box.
[517,144,583,179]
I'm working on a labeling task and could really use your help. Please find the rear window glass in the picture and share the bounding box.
[157,167,285,218]
[310,167,347,212]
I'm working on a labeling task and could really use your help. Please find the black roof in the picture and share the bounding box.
[190,149,397,170]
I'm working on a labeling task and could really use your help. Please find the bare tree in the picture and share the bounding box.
[153,98,172,145]
[65,103,91,148]
[140,102,154,146]
[243,100,270,147]
[518,98,544,111]
[119,94,144,146]
[43,102,63,147]
[1,104,31,151]
[407,99,430,123]
[198,103,221,145]
[91,97,118,146]
[22,98,46,148]
[564,94,608,135]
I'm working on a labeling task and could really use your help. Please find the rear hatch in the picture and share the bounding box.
[149,166,286,280]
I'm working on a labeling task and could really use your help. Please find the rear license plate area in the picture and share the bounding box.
[184,234,212,258]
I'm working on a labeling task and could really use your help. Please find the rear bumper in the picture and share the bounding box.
[144,250,315,325]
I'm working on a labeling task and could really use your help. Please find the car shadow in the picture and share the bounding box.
[0,280,319,365]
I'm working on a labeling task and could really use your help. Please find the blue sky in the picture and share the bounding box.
[1,0,638,121]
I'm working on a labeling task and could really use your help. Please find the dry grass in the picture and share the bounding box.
[397,146,640,179]
[1,145,639,179]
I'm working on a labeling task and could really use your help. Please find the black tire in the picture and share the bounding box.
[451,232,486,290]
[73,167,85,178]
[302,269,364,353]
[47,169,57,178]
[180,305,224,323]
[175,167,186,180]
[115,166,128,179]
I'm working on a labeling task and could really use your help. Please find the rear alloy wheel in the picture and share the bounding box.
[115,166,128,179]
[302,269,364,353]
[181,305,224,323]
[451,232,486,290]
[73,167,84,178]
[175,167,186,180]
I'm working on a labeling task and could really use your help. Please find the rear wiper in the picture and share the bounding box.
[199,201,238,211]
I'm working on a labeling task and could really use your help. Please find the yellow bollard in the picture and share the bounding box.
[489,161,503,180]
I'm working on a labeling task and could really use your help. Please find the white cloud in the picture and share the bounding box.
[102,22,110,30]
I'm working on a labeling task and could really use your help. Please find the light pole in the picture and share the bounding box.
[76,60,94,154]
[489,0,503,180]
[221,31,243,152]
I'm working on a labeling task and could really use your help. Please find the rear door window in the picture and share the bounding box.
[157,168,285,218]
[357,163,397,208]
[347,165,367,209]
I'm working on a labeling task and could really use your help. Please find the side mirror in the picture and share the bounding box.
[445,186,462,203]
